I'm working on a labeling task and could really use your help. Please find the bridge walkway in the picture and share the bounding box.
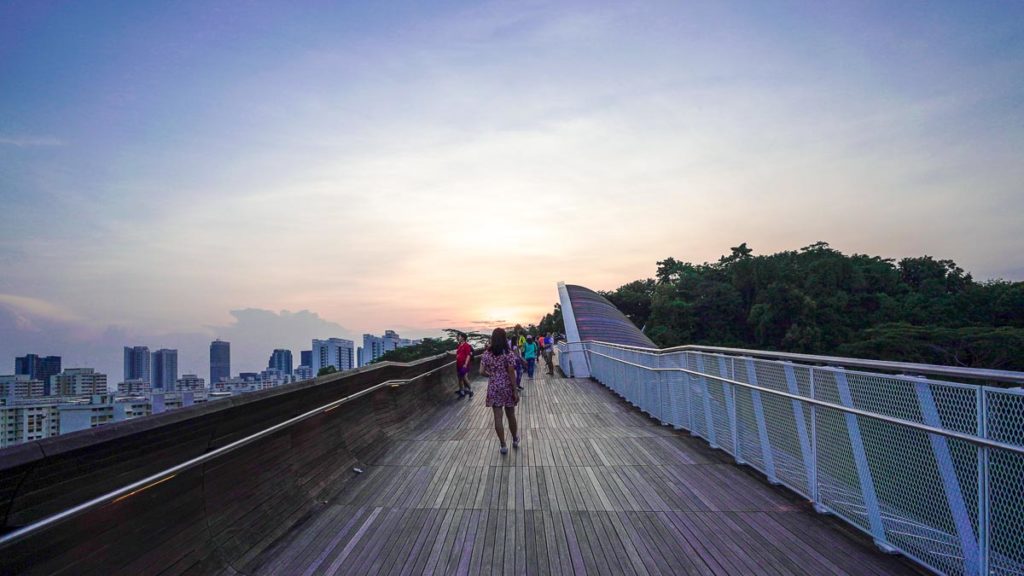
[250,369,924,575]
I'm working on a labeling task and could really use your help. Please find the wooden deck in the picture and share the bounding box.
[250,370,924,575]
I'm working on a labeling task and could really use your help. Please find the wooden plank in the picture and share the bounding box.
[441,508,473,575]
[396,507,444,576]
[603,511,650,576]
[349,506,404,574]
[418,508,458,575]
[373,508,426,576]
[467,508,491,575]
[241,375,923,576]
[559,511,588,576]
[615,511,671,576]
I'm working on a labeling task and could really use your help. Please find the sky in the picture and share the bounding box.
[2,1,1023,380]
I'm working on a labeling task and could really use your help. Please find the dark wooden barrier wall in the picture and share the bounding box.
[0,352,477,575]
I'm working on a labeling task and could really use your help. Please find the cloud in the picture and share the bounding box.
[0,136,65,147]
[204,308,355,372]
[0,293,81,323]
[0,307,130,381]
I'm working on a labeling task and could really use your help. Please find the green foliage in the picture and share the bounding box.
[538,304,564,336]
[373,337,458,364]
[539,242,1024,371]
[316,366,337,376]
[601,280,655,329]
[837,324,1024,371]
[441,329,491,348]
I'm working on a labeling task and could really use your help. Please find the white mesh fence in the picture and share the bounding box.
[578,341,1024,576]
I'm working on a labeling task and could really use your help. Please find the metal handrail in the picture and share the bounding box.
[565,339,1024,385]
[0,357,458,550]
[584,349,1024,456]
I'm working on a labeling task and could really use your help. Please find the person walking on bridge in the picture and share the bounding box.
[542,332,555,375]
[510,335,524,390]
[455,332,473,398]
[523,334,539,380]
[480,327,520,454]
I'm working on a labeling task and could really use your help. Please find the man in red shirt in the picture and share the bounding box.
[456,332,474,398]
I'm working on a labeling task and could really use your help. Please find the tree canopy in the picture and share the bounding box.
[372,337,459,364]
[545,243,1024,371]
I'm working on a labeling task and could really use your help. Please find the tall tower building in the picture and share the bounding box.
[300,350,312,367]
[312,338,354,373]
[268,349,293,375]
[15,354,61,395]
[151,349,178,390]
[210,340,230,386]
[123,346,151,384]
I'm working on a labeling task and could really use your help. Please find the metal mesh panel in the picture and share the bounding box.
[811,369,874,534]
[734,383,764,470]
[662,352,688,429]
[750,358,811,496]
[987,388,1024,576]
[810,367,983,576]
[684,353,709,442]
[697,353,733,455]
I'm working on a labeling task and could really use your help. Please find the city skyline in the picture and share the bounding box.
[3,2,1024,381]
[4,327,423,392]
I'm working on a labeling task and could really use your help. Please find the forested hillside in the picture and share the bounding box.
[560,243,1024,371]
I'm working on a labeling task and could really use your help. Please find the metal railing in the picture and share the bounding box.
[558,340,1024,576]
[0,357,457,551]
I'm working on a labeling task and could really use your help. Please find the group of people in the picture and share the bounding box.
[454,329,558,454]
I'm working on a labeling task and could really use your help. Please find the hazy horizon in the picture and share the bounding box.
[3,1,1023,381]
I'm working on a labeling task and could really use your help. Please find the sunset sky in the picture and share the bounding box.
[2,1,1023,378]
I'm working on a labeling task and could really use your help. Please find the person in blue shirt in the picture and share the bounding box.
[522,334,539,380]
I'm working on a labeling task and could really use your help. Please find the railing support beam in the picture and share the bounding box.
[835,369,893,553]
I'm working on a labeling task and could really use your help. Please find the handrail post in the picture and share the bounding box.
[978,388,990,576]
[684,352,694,431]
[695,354,718,448]
[784,362,814,498]
[726,369,741,464]
[914,378,980,575]
[746,357,778,484]
[810,368,825,514]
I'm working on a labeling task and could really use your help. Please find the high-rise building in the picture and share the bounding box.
[175,374,205,392]
[123,346,151,384]
[151,349,178,390]
[1,402,61,448]
[52,368,108,396]
[312,338,355,373]
[117,379,151,395]
[294,365,313,381]
[210,340,230,386]
[300,350,312,367]
[361,334,384,367]
[15,354,61,395]
[0,375,46,399]
[268,349,293,375]
[360,330,417,366]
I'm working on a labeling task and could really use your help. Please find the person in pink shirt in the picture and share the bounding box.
[480,327,520,454]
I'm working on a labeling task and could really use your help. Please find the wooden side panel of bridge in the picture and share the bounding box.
[247,371,924,575]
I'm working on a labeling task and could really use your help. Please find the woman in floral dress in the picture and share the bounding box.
[481,327,520,454]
